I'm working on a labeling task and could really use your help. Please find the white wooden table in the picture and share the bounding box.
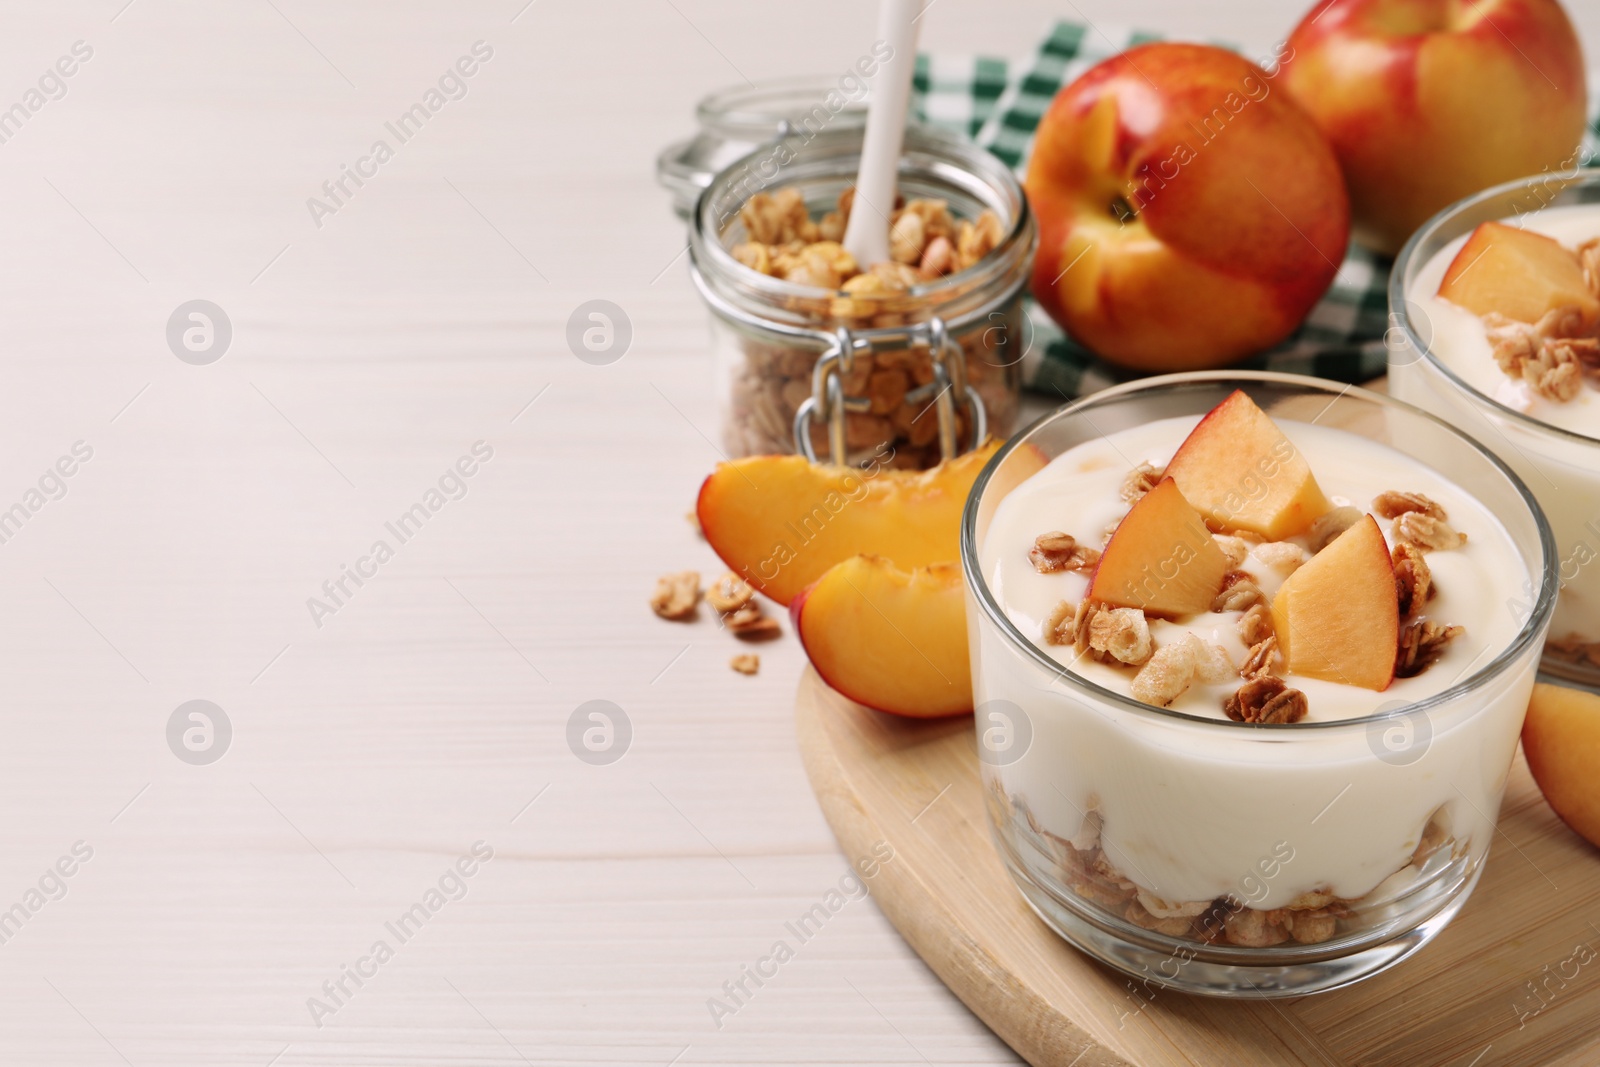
[2,2,1595,1064]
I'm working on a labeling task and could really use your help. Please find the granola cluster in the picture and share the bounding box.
[1480,245,1600,403]
[650,569,779,673]
[1028,532,1100,574]
[999,789,1462,948]
[1547,633,1600,669]
[1376,490,1465,676]
[733,188,1004,290]
[724,187,1021,467]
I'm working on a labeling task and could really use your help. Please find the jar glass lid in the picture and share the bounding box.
[656,76,870,218]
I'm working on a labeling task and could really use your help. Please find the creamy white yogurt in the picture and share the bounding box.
[974,415,1536,909]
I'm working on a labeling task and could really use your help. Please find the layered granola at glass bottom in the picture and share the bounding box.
[721,187,1021,467]
[977,391,1531,947]
[1406,205,1600,669]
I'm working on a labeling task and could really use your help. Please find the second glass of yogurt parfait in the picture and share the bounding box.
[962,373,1557,997]
[1389,169,1600,690]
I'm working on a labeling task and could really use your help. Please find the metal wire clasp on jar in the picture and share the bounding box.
[792,320,986,463]
[688,124,1037,470]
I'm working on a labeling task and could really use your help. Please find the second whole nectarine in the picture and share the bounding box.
[1025,42,1350,371]
[1281,0,1589,255]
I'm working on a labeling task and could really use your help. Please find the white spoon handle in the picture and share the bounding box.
[842,0,924,269]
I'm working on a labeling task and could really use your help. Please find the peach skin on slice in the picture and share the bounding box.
[1438,221,1599,328]
[1270,514,1398,691]
[1087,477,1228,618]
[1164,389,1331,540]
[791,555,971,718]
[1522,682,1600,850]
[696,441,999,607]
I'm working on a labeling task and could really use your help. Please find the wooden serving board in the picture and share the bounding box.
[795,667,1600,1067]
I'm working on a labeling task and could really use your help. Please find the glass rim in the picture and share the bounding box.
[959,370,1561,733]
[689,124,1035,303]
[1389,166,1600,448]
[694,75,870,137]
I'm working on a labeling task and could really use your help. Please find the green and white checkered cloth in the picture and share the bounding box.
[912,21,1600,400]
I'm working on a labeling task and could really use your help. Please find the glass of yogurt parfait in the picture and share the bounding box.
[1389,170,1600,689]
[961,372,1556,998]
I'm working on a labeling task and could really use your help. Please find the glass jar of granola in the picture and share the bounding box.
[689,124,1035,469]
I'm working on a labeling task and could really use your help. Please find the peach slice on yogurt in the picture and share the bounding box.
[1087,477,1229,618]
[1271,514,1399,692]
[1437,220,1600,329]
[1164,389,1331,540]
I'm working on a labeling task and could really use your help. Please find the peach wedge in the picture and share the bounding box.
[1271,515,1398,692]
[1438,221,1599,328]
[1088,477,1228,617]
[792,556,971,718]
[697,441,999,606]
[1522,682,1600,850]
[1165,389,1331,540]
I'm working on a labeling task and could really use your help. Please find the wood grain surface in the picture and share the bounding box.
[796,667,1600,1067]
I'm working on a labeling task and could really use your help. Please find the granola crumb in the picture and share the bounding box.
[1213,571,1266,613]
[650,570,700,620]
[1087,606,1155,666]
[729,653,760,675]
[724,602,782,641]
[1254,541,1307,573]
[1224,906,1288,948]
[1484,310,1588,402]
[1120,462,1163,503]
[686,510,703,538]
[1047,600,1152,666]
[1224,675,1308,724]
[1547,632,1600,667]
[1396,619,1465,677]
[1392,512,1466,552]
[1392,542,1433,617]
[1214,534,1251,569]
[1130,633,1231,707]
[1373,491,1447,522]
[706,571,755,614]
[1125,898,1195,937]
[1238,602,1275,647]
[1043,600,1077,646]
[1240,635,1280,680]
[1283,908,1338,945]
[1028,531,1101,574]
[1308,506,1363,553]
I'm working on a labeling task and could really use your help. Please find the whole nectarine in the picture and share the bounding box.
[1281,0,1588,254]
[1025,42,1350,371]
